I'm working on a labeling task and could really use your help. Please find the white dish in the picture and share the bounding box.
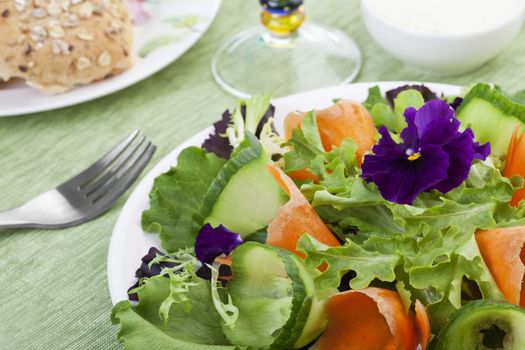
[107,81,461,305]
[0,0,221,117]
[361,0,525,75]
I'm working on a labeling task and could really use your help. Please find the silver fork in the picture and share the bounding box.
[0,130,156,230]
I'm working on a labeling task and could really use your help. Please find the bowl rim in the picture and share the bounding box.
[361,0,525,39]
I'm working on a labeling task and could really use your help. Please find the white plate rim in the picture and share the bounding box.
[107,81,462,304]
[0,0,222,117]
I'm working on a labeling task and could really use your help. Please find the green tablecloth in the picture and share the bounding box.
[1,0,524,348]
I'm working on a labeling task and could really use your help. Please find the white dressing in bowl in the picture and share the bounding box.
[361,0,525,74]
[367,0,518,35]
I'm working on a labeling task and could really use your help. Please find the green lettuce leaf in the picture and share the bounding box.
[393,90,425,115]
[283,110,358,185]
[409,236,503,330]
[363,86,404,132]
[363,86,386,110]
[297,157,512,328]
[283,111,324,173]
[362,86,427,133]
[142,133,268,251]
[111,275,241,350]
[308,158,516,236]
[298,235,399,293]
[391,200,496,236]
[142,148,226,251]
[493,201,525,227]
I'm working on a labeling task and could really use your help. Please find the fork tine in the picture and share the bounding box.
[91,142,156,206]
[65,130,141,187]
[81,134,147,196]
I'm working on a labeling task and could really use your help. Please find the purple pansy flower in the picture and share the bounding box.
[194,224,243,264]
[362,99,490,205]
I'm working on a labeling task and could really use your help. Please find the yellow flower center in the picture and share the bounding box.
[407,152,421,161]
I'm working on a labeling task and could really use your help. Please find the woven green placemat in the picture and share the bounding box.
[0,0,524,348]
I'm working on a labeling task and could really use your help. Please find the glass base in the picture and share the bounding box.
[211,23,362,98]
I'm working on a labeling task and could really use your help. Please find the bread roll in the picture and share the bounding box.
[0,0,133,93]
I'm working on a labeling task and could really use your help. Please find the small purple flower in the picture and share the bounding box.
[362,100,490,205]
[194,224,243,264]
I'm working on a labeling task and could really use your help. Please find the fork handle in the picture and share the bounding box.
[0,208,34,230]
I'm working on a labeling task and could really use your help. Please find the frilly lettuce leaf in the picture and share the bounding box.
[283,110,358,184]
[364,87,425,133]
[283,111,324,172]
[298,234,399,294]
[307,158,518,236]
[493,201,525,227]
[409,236,503,330]
[363,86,404,132]
[391,199,496,236]
[296,157,514,330]
[299,228,504,332]
[363,85,386,110]
[111,275,240,350]
[141,148,226,252]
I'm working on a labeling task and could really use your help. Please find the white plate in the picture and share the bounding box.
[0,0,221,117]
[107,81,461,304]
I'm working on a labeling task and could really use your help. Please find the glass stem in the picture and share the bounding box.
[260,4,305,46]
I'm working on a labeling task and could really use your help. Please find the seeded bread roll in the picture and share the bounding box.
[0,0,133,94]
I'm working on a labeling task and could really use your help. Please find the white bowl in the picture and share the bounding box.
[361,0,525,75]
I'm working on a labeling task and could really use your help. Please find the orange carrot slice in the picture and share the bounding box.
[476,227,525,306]
[266,164,339,255]
[284,111,304,140]
[504,126,525,206]
[415,300,431,350]
[286,169,319,183]
[318,288,429,350]
[283,100,376,166]
[215,255,232,266]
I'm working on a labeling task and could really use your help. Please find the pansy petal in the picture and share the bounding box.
[414,100,455,140]
[362,148,407,181]
[363,145,449,205]
[418,117,460,147]
[363,128,406,182]
[373,127,403,155]
[194,224,243,264]
[433,132,476,194]
[464,128,491,160]
[401,108,419,149]
[473,142,491,160]
[404,107,417,120]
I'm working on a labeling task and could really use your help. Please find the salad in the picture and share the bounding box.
[111,83,525,350]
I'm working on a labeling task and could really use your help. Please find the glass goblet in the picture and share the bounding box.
[211,0,362,98]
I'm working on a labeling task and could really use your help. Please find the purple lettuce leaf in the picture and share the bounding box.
[201,103,276,159]
[127,247,177,301]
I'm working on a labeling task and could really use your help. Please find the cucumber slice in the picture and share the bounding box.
[223,242,325,349]
[204,132,288,237]
[433,300,525,350]
[456,83,525,156]
[293,295,327,348]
